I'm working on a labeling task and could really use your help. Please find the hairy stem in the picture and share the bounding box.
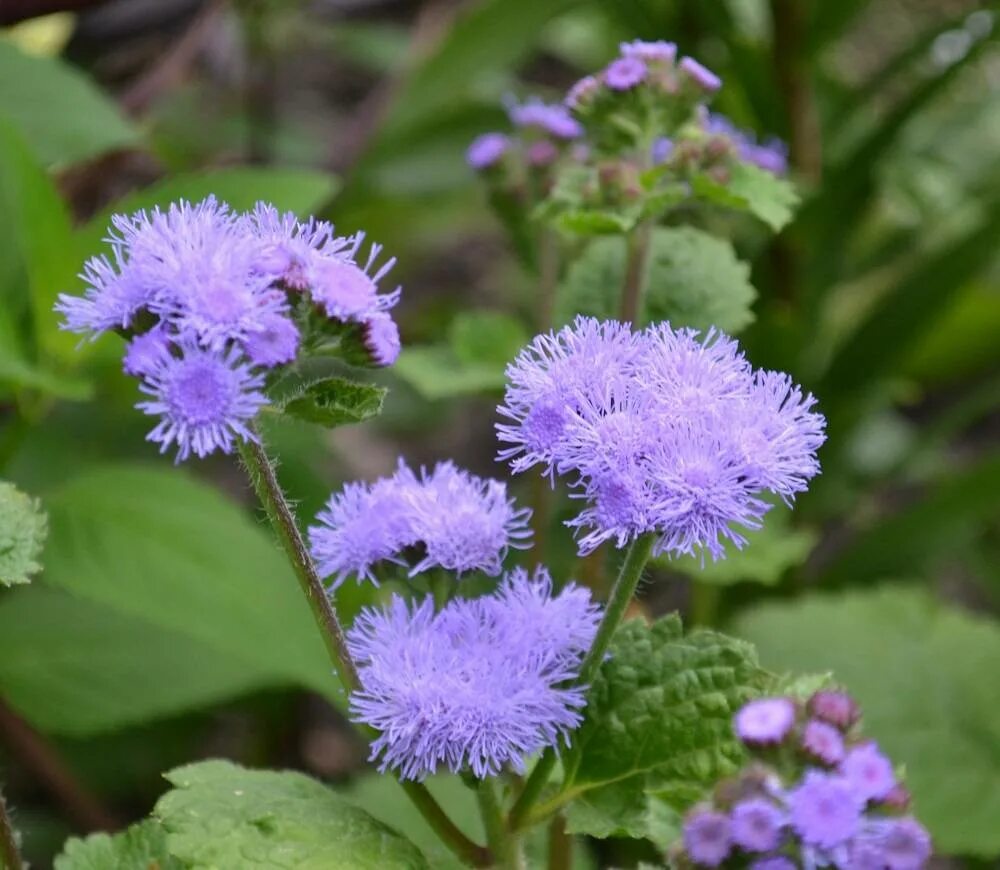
[618,221,653,324]
[0,790,23,870]
[237,427,490,868]
[477,780,523,870]
[509,533,657,829]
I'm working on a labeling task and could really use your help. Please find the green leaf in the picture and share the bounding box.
[76,167,340,262]
[394,346,507,400]
[692,163,799,232]
[0,586,279,736]
[555,228,757,334]
[0,41,139,166]
[54,819,179,869]
[564,785,680,851]
[155,760,429,869]
[559,616,766,840]
[0,479,46,586]
[554,209,637,236]
[41,464,334,701]
[448,311,527,368]
[0,119,79,363]
[734,586,1000,856]
[280,377,386,428]
[662,505,817,587]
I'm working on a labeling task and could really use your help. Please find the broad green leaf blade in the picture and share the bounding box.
[0,480,46,586]
[280,377,386,428]
[76,167,340,262]
[41,464,334,699]
[448,311,527,368]
[662,504,817,587]
[692,163,799,232]
[0,119,79,363]
[394,346,507,399]
[555,228,757,334]
[734,586,1000,856]
[0,586,279,736]
[0,41,139,166]
[155,760,429,869]
[561,616,766,840]
[54,819,179,870]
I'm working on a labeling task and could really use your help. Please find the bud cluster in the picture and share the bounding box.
[672,691,931,868]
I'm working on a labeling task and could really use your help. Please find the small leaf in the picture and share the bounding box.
[395,346,507,400]
[155,760,429,869]
[0,40,139,166]
[448,311,527,368]
[691,162,799,232]
[555,228,757,334]
[54,819,179,870]
[560,616,766,840]
[0,480,46,586]
[661,504,817,586]
[734,586,1000,856]
[280,377,386,428]
[555,209,637,236]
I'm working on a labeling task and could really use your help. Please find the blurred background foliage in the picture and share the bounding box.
[0,0,998,866]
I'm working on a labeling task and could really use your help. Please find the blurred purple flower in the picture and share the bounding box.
[619,39,677,64]
[735,697,797,746]
[466,132,509,170]
[604,57,647,90]
[683,809,732,867]
[509,98,582,139]
[679,56,722,92]
[841,743,897,803]
[362,312,401,367]
[802,719,846,766]
[731,798,786,853]
[789,771,862,849]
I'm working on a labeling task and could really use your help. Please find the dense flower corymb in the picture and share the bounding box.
[56,197,402,462]
[497,316,825,560]
[347,567,600,779]
[308,459,531,589]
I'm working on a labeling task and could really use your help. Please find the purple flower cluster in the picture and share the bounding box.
[703,111,789,176]
[497,317,825,559]
[308,459,532,589]
[678,691,931,868]
[56,198,401,461]
[347,567,600,779]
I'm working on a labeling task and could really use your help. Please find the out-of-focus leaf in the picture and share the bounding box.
[76,167,340,261]
[0,119,78,362]
[155,760,429,869]
[448,310,527,368]
[394,346,507,399]
[0,479,47,586]
[734,586,1000,855]
[54,819,179,870]
[555,228,757,333]
[820,197,1000,400]
[41,465,334,698]
[0,586,278,735]
[692,163,799,232]
[560,616,766,838]
[0,40,139,166]
[662,504,817,587]
[565,785,680,850]
[279,377,386,428]
[821,452,1000,585]
[0,357,92,400]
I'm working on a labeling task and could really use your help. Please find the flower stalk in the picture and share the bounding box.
[0,789,24,870]
[237,426,491,868]
[508,532,657,829]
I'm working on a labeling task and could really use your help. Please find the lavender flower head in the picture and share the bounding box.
[57,197,404,461]
[683,809,732,867]
[604,56,647,90]
[679,56,722,93]
[841,742,896,803]
[508,98,583,139]
[498,318,825,560]
[565,75,601,110]
[789,771,862,849]
[309,459,531,589]
[466,132,509,170]
[704,111,789,175]
[620,39,677,64]
[731,798,785,853]
[802,719,846,766]
[735,697,797,746]
[347,567,600,779]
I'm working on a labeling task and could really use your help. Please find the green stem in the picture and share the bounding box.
[546,813,571,870]
[508,533,657,830]
[236,427,490,868]
[0,790,23,870]
[618,220,653,325]
[477,779,523,870]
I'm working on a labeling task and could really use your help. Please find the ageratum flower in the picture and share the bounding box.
[308,460,531,589]
[136,340,266,462]
[347,567,600,779]
[731,799,785,853]
[498,318,825,560]
[703,111,789,176]
[508,98,583,140]
[466,132,509,170]
[604,56,647,90]
[789,771,862,849]
[682,809,732,867]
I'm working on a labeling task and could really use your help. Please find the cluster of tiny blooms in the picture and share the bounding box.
[676,691,931,868]
[702,111,789,176]
[347,566,601,779]
[497,316,825,559]
[308,459,532,589]
[466,97,582,171]
[55,197,401,461]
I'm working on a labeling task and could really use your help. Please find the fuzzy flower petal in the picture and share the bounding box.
[841,743,896,803]
[731,798,785,853]
[735,698,797,746]
[788,771,861,849]
[683,809,732,867]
